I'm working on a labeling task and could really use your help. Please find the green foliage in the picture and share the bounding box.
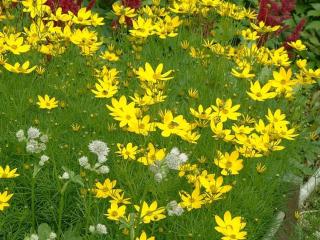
[288,0,320,62]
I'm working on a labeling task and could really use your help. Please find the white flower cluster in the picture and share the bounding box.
[165,147,188,170]
[16,127,48,154]
[25,232,56,240]
[89,223,108,235]
[78,140,110,175]
[59,171,70,180]
[166,200,184,216]
[150,147,188,183]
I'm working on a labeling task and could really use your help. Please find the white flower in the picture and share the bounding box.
[165,148,187,170]
[27,127,41,139]
[96,223,107,235]
[40,155,49,162]
[167,200,184,216]
[39,155,49,166]
[154,172,163,182]
[179,153,188,163]
[97,155,107,163]
[30,234,39,240]
[16,129,25,142]
[49,232,57,239]
[26,140,38,153]
[88,140,109,159]
[40,134,49,143]
[97,165,109,174]
[89,225,96,233]
[170,147,180,155]
[60,172,70,180]
[79,156,89,167]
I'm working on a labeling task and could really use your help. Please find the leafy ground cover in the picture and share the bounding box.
[0,0,319,239]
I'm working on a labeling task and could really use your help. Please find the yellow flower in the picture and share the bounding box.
[4,33,30,55]
[127,115,156,136]
[181,40,190,49]
[91,80,118,98]
[215,211,247,240]
[35,66,45,75]
[136,231,155,240]
[100,50,119,61]
[137,143,166,165]
[214,151,243,175]
[256,162,266,174]
[247,81,277,101]
[116,143,139,160]
[211,98,241,122]
[94,178,117,198]
[0,165,19,178]
[287,40,306,51]
[71,7,92,25]
[105,203,126,221]
[112,2,136,25]
[250,21,280,33]
[37,95,59,110]
[210,121,234,142]
[231,65,255,79]
[241,28,259,41]
[156,110,190,137]
[21,0,51,18]
[0,191,13,211]
[71,123,81,132]
[190,105,213,120]
[130,17,154,38]
[135,201,166,223]
[188,88,199,99]
[4,61,37,74]
[134,62,173,83]
[179,187,205,211]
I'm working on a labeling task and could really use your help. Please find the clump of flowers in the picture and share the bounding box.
[78,140,110,174]
[150,147,188,182]
[16,127,48,154]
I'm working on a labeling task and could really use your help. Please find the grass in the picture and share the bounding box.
[0,1,319,240]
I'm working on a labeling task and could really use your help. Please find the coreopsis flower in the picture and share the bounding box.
[241,28,259,41]
[94,178,117,198]
[3,61,37,74]
[231,65,255,79]
[0,191,13,211]
[210,122,235,142]
[37,95,59,110]
[188,88,199,99]
[105,203,126,221]
[21,0,51,18]
[246,81,277,101]
[214,151,244,175]
[250,21,280,33]
[211,98,241,122]
[112,1,136,25]
[215,211,247,240]
[190,105,213,120]
[179,187,205,211]
[256,162,267,174]
[287,40,306,51]
[130,17,154,38]
[136,231,155,240]
[135,201,166,223]
[116,143,139,160]
[4,33,30,54]
[0,165,19,178]
[137,143,165,165]
[134,62,173,83]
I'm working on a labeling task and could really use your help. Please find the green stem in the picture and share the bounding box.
[58,181,69,239]
[31,176,36,231]
[129,225,135,240]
